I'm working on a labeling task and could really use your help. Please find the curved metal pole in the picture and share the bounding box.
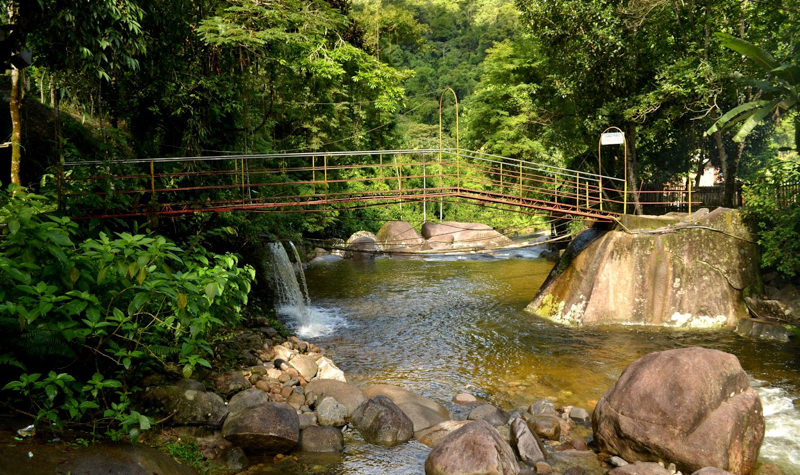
[439,87,459,221]
[598,126,626,214]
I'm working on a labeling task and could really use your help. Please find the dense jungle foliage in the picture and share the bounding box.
[0,0,798,436]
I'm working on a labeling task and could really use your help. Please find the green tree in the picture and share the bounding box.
[706,33,800,154]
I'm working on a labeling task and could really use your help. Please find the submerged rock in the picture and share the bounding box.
[424,420,520,475]
[299,426,344,453]
[592,347,764,474]
[64,445,196,475]
[527,209,760,327]
[735,318,791,342]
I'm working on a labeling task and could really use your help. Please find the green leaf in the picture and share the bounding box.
[139,414,151,430]
[97,267,108,285]
[205,283,217,301]
[8,219,20,235]
[177,293,187,310]
[716,33,779,71]
[705,100,771,136]
[45,384,58,401]
[732,98,784,142]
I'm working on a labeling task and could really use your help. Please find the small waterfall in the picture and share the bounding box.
[288,241,312,308]
[267,241,345,338]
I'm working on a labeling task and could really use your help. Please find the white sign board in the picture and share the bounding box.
[601,132,625,145]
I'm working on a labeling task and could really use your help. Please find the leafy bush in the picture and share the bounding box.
[742,157,800,278]
[0,186,255,439]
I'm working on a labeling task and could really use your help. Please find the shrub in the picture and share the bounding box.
[0,186,255,439]
[742,158,800,278]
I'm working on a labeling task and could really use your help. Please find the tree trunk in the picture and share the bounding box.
[795,115,800,155]
[727,140,745,207]
[713,130,732,205]
[625,123,643,215]
[10,67,22,186]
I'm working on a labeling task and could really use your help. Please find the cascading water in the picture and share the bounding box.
[267,242,344,338]
[288,241,312,308]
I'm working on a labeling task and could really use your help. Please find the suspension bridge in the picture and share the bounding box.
[59,148,697,222]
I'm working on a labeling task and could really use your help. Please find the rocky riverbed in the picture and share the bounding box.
[133,319,776,475]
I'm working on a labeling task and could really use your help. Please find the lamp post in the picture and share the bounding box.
[598,126,627,214]
[439,88,459,222]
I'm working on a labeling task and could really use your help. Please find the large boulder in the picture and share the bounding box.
[222,392,299,452]
[424,420,519,475]
[344,231,380,260]
[144,379,228,427]
[352,395,414,446]
[305,379,367,418]
[364,384,450,432]
[592,347,764,474]
[528,209,760,327]
[376,221,431,252]
[421,221,513,250]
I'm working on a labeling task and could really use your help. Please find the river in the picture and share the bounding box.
[275,251,800,474]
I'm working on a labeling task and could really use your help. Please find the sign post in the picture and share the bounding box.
[598,127,627,214]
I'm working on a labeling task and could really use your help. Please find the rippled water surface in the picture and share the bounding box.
[275,254,800,474]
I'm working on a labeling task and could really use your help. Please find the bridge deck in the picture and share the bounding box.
[60,149,695,221]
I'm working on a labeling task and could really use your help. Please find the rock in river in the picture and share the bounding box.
[144,379,228,427]
[425,420,520,475]
[305,379,366,418]
[222,397,299,452]
[592,347,764,474]
[528,209,760,327]
[352,395,414,446]
[364,384,450,432]
[376,220,430,252]
[468,404,509,426]
[316,396,348,427]
[510,417,546,466]
[299,426,344,453]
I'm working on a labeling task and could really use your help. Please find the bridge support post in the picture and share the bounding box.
[423,156,427,222]
[624,180,628,215]
[688,172,692,220]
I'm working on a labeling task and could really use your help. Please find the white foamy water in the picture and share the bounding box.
[753,379,800,468]
[278,304,347,339]
[269,242,347,339]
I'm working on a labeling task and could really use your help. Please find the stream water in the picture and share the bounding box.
[270,248,800,474]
